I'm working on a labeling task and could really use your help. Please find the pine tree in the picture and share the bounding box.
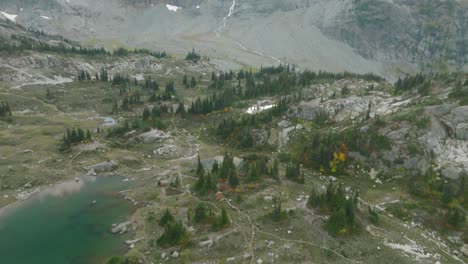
[193,203,208,224]
[368,206,379,225]
[269,196,286,221]
[211,160,219,175]
[228,170,239,189]
[142,107,151,121]
[271,159,279,180]
[85,129,92,140]
[158,209,175,227]
[190,76,197,88]
[157,220,186,247]
[176,102,186,116]
[213,207,230,230]
[196,155,204,178]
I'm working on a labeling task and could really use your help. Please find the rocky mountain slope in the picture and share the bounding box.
[1,4,468,264]
[1,0,468,78]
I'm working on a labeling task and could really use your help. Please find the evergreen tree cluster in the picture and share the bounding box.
[209,71,235,89]
[212,207,230,230]
[308,184,359,235]
[190,65,380,117]
[1,34,168,58]
[214,98,290,149]
[193,152,240,191]
[188,87,239,115]
[121,92,142,110]
[297,69,383,87]
[112,74,130,86]
[77,70,91,81]
[1,34,108,56]
[99,68,109,82]
[285,163,305,184]
[190,202,230,230]
[205,65,382,100]
[219,153,239,189]
[182,75,197,88]
[394,73,427,93]
[0,101,12,117]
[113,47,167,58]
[175,102,186,116]
[144,77,160,91]
[300,128,391,173]
[445,207,466,228]
[157,209,186,247]
[60,128,92,151]
[449,81,468,105]
[192,202,210,224]
[185,48,201,62]
[257,64,295,76]
[107,119,139,137]
[193,155,218,195]
[268,196,287,222]
[242,156,279,182]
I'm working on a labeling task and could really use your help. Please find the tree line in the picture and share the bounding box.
[1,34,167,58]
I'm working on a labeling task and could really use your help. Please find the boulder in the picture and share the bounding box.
[111,221,131,234]
[87,160,118,173]
[153,145,179,156]
[136,129,170,144]
[450,106,468,140]
[277,120,292,128]
[199,239,213,248]
[461,244,468,257]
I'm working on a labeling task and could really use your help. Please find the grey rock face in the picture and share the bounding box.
[421,105,468,179]
[3,0,468,77]
[447,106,468,140]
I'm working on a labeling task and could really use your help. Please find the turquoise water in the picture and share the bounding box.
[0,176,135,264]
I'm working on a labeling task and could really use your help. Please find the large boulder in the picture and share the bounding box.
[87,160,118,173]
[461,244,468,257]
[153,145,179,156]
[448,106,468,140]
[135,129,171,144]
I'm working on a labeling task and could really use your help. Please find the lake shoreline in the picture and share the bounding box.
[0,175,138,264]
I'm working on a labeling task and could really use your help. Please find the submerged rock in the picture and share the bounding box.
[111,221,131,234]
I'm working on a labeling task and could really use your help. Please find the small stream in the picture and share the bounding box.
[0,176,136,264]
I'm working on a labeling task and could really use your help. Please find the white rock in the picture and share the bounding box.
[461,244,468,257]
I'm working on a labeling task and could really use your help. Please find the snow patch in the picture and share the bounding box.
[1,11,17,22]
[166,4,181,12]
[246,104,275,114]
[196,5,200,9]
[40,15,51,20]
